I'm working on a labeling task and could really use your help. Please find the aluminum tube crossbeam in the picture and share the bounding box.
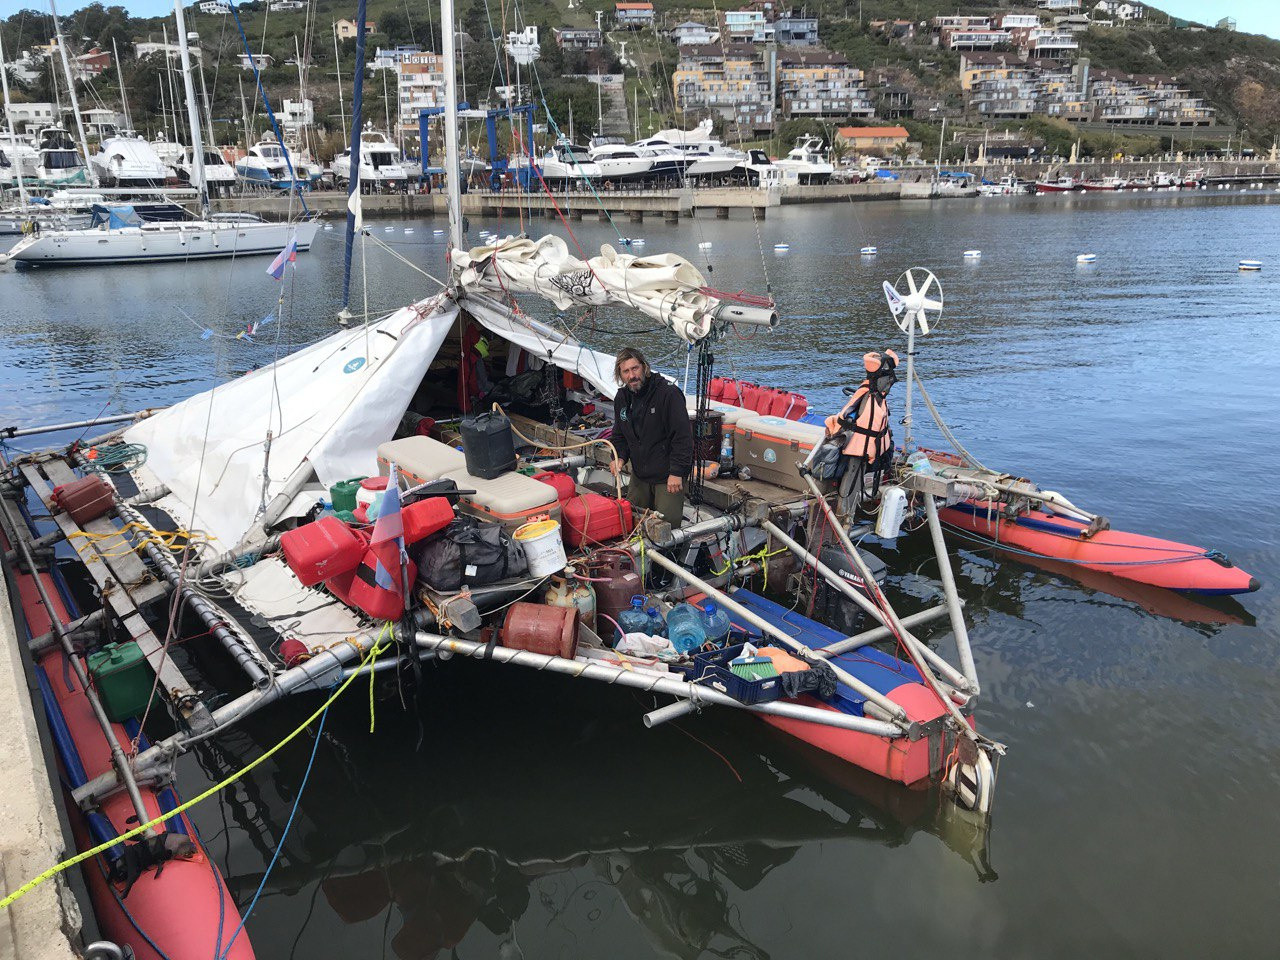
[0,410,159,440]
[0,491,154,833]
[414,631,903,737]
[922,494,979,691]
[818,604,955,658]
[642,549,912,727]
[760,519,971,693]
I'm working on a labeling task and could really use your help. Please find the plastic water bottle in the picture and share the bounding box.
[617,596,652,635]
[666,602,708,654]
[719,432,733,469]
[701,601,731,647]
[907,451,935,475]
[645,606,667,637]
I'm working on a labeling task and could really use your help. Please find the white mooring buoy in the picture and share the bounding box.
[1076,253,1097,264]
[1239,259,1262,272]
[698,241,712,249]
[963,249,982,259]
[774,243,790,252]
[860,245,877,255]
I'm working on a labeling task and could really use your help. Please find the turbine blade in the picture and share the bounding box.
[906,271,918,295]
[922,297,943,311]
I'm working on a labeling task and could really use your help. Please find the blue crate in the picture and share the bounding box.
[691,643,783,705]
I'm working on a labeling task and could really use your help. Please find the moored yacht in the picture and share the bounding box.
[1035,175,1079,193]
[180,147,237,196]
[537,141,601,186]
[331,127,408,190]
[1080,175,1129,191]
[90,131,169,188]
[34,125,91,187]
[236,137,305,190]
[586,137,655,183]
[773,135,834,184]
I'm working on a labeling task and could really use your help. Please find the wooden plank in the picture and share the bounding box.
[20,462,210,729]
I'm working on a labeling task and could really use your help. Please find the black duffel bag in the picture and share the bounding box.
[412,515,528,591]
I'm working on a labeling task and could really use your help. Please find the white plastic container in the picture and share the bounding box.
[875,486,908,540]
[515,518,568,577]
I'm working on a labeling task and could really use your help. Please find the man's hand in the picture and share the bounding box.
[666,475,683,494]
[610,458,623,476]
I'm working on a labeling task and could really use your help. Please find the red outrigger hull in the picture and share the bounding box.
[3,528,254,960]
[938,500,1259,596]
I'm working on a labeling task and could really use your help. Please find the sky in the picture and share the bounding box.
[49,0,1280,40]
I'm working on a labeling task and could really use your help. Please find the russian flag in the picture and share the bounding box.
[266,237,298,280]
[369,463,407,592]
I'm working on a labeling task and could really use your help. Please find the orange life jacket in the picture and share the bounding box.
[826,381,892,462]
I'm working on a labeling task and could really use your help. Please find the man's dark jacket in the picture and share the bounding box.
[612,375,694,483]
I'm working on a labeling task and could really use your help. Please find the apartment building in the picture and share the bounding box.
[615,2,655,28]
[397,52,446,134]
[722,10,773,43]
[777,50,872,118]
[775,9,819,46]
[672,42,773,132]
[554,28,604,50]
[669,21,718,45]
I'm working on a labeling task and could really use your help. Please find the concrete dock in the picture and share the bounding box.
[0,577,82,958]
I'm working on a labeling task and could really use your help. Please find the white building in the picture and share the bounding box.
[372,44,422,71]
[238,52,273,71]
[6,102,57,135]
[198,1,231,14]
[669,21,718,45]
[504,26,540,65]
[1095,1,1145,21]
[281,98,313,136]
[135,41,204,62]
[1001,14,1040,29]
[269,0,306,10]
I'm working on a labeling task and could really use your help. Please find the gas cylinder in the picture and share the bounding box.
[545,573,597,633]
[585,551,643,626]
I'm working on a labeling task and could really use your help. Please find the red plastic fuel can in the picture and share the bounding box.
[51,474,115,526]
[281,517,367,586]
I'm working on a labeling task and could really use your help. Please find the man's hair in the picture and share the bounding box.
[614,346,651,382]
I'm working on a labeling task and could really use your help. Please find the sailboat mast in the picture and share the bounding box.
[48,0,98,186]
[442,0,463,251]
[174,0,208,215]
[0,30,31,206]
[333,21,347,140]
[195,40,215,150]
[340,0,370,312]
[112,37,132,130]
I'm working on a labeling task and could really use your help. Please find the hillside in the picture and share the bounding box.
[3,1,1279,153]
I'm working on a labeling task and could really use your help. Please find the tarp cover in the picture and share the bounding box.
[90,204,143,230]
[126,296,458,547]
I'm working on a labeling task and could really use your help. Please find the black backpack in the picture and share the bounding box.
[412,515,528,592]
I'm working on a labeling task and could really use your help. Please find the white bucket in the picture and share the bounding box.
[515,519,568,577]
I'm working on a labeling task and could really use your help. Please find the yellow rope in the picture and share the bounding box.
[0,635,386,910]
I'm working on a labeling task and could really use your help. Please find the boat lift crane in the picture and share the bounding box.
[422,103,539,191]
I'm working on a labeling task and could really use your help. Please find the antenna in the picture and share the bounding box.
[882,268,943,451]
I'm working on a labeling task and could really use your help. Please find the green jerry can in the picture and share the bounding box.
[87,641,153,722]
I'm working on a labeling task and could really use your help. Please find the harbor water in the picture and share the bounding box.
[3,190,1279,958]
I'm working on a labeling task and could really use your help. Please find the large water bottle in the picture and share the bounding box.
[666,602,708,654]
[701,601,731,647]
[617,596,652,636]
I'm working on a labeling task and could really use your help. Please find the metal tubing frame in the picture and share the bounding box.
[922,494,979,691]
[759,518,972,694]
[800,473,980,740]
[414,631,903,737]
[0,487,155,833]
[818,603,953,659]
[642,548,913,728]
[0,409,160,440]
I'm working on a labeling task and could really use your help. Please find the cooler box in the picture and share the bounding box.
[378,436,467,486]
[562,493,634,548]
[733,414,827,491]
[281,516,368,586]
[441,466,560,533]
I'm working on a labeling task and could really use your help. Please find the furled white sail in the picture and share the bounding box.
[454,235,720,342]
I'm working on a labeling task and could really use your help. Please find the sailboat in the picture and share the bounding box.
[2,4,318,267]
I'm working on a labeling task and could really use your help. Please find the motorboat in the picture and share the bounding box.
[149,131,187,179]
[734,148,786,187]
[331,127,409,190]
[633,122,745,181]
[977,175,1034,196]
[586,137,655,182]
[236,137,305,190]
[1035,175,1078,193]
[773,135,833,185]
[90,131,169,188]
[179,147,237,195]
[0,144,14,189]
[0,203,320,267]
[1079,175,1130,191]
[537,141,601,186]
[33,125,91,187]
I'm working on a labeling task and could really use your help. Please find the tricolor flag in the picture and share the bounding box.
[369,463,408,600]
[266,237,298,280]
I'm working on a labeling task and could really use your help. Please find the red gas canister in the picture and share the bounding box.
[785,394,808,421]
[347,549,418,621]
[768,390,795,418]
[402,496,454,544]
[740,383,761,411]
[719,379,740,406]
[502,602,579,659]
[50,474,115,526]
[709,377,727,401]
[562,494,634,548]
[281,517,367,586]
[532,471,577,505]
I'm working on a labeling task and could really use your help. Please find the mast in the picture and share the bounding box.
[340,0,370,314]
[162,24,183,149]
[112,37,132,131]
[332,21,347,140]
[48,0,98,186]
[0,30,31,206]
[174,0,208,216]
[442,0,462,250]
[195,39,216,150]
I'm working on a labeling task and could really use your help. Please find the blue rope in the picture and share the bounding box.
[215,702,330,959]
[226,5,310,215]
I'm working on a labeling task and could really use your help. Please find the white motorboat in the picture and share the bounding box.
[1,203,320,267]
[1079,175,1130,192]
[733,148,786,188]
[537,142,601,185]
[1,133,38,184]
[236,138,302,190]
[90,131,169,188]
[0,143,14,189]
[978,175,1035,196]
[331,128,408,189]
[773,136,833,185]
[586,137,655,183]
[180,148,237,195]
[33,125,91,187]
[634,121,745,181]
[149,132,187,178]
